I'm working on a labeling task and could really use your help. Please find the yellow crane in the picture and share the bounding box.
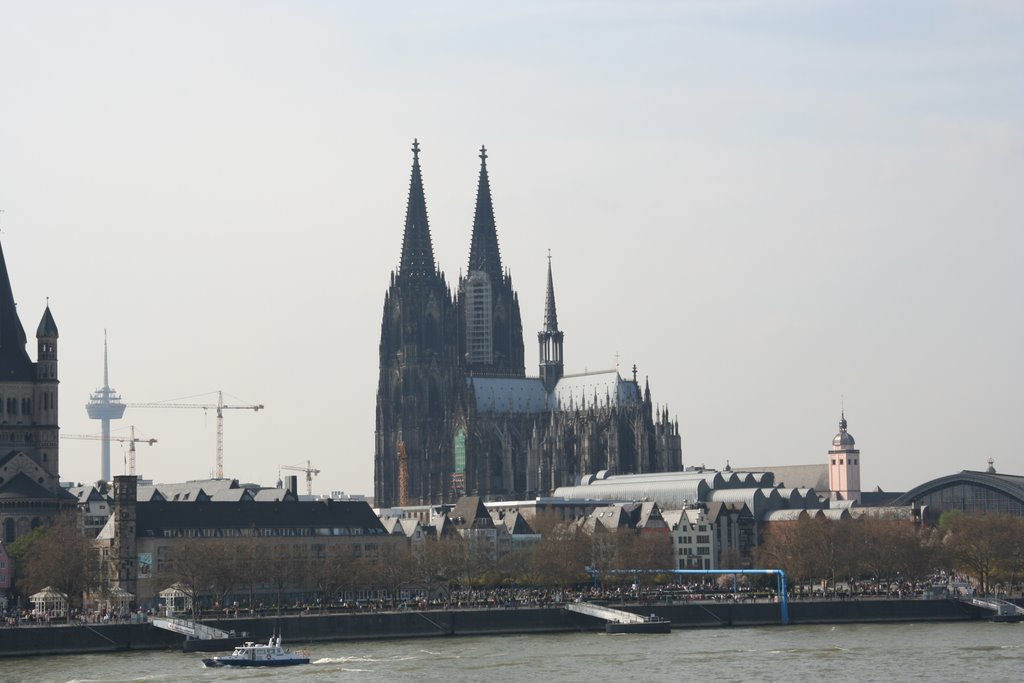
[281,460,320,496]
[397,441,409,507]
[127,390,263,479]
[62,426,157,477]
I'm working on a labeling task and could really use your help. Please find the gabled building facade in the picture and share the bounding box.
[68,484,112,538]
[375,142,682,507]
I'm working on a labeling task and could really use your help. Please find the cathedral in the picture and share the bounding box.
[374,141,682,507]
[0,240,73,543]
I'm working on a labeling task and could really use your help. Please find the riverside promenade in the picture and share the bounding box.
[0,597,993,658]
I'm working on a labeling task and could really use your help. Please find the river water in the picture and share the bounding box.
[6,621,1022,683]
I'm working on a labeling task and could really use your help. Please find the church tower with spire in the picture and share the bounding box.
[828,411,861,503]
[538,252,564,391]
[456,146,525,377]
[375,140,460,507]
[0,240,70,544]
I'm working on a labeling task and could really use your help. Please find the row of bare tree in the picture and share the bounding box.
[8,510,1022,620]
[6,512,669,617]
[158,521,674,615]
[755,512,1024,594]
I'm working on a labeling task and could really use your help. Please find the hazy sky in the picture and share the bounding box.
[1,1,1021,496]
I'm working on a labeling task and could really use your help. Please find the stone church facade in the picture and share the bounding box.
[0,240,74,543]
[375,142,681,508]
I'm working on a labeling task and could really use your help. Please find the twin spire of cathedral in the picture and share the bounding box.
[394,141,550,379]
[399,141,507,284]
[398,139,437,281]
[467,145,504,279]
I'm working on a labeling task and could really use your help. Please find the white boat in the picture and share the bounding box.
[201,637,310,667]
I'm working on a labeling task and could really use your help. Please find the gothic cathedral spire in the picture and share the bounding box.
[458,146,525,377]
[467,146,503,278]
[398,139,437,281]
[376,141,459,508]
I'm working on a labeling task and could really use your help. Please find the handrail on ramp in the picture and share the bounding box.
[152,616,233,640]
[962,596,1024,617]
[565,601,647,624]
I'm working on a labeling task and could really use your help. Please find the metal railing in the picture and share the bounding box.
[152,616,232,640]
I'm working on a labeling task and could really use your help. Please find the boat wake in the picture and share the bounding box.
[311,659,371,671]
[311,651,455,673]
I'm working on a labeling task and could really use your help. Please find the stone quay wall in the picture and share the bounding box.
[0,599,991,658]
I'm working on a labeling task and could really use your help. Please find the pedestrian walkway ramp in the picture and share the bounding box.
[565,601,671,633]
[566,601,647,624]
[961,597,1024,622]
[152,616,233,640]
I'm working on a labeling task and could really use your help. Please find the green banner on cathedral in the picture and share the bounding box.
[454,429,466,474]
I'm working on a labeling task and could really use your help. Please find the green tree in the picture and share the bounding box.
[17,512,98,622]
[6,525,46,601]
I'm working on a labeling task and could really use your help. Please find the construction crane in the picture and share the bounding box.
[281,460,321,496]
[397,441,409,507]
[127,390,263,479]
[62,426,157,477]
